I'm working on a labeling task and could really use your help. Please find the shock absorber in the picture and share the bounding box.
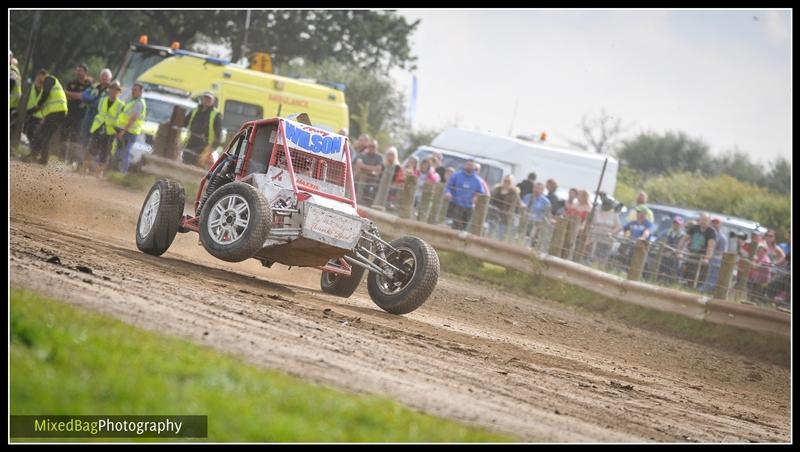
[367,224,392,276]
[196,158,231,215]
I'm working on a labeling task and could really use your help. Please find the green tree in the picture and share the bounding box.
[223,10,418,73]
[760,157,792,196]
[11,11,128,81]
[730,195,791,241]
[9,10,229,82]
[712,148,765,186]
[614,166,646,205]
[616,131,715,176]
[615,130,791,195]
[399,127,442,159]
[10,10,418,82]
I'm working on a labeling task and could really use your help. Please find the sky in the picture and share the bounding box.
[394,9,792,165]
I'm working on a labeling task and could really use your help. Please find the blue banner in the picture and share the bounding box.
[283,119,346,160]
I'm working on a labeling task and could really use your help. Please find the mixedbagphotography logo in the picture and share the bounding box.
[10,415,207,438]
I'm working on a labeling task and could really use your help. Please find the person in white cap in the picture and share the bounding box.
[182,91,222,167]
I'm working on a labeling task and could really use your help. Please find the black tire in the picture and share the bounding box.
[367,236,440,314]
[199,182,269,263]
[320,256,366,298]
[136,178,185,256]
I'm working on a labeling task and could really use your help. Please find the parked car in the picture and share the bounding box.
[646,204,766,249]
[644,205,767,279]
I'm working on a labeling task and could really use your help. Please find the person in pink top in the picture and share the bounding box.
[748,245,773,299]
[415,157,441,206]
[418,157,441,184]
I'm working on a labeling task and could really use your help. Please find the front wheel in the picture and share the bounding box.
[199,182,270,262]
[136,178,185,256]
[367,236,440,314]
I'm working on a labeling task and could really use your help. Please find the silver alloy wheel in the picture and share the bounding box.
[207,194,250,245]
[138,188,161,238]
[375,246,418,295]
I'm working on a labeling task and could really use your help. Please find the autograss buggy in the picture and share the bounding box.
[135,116,440,314]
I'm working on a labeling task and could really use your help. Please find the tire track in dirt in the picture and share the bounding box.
[9,161,790,442]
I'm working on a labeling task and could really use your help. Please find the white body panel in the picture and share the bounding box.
[251,171,364,251]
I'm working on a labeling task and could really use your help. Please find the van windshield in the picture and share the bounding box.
[118,51,169,98]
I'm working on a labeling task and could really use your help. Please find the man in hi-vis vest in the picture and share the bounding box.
[26,69,68,165]
[182,91,222,167]
[9,51,21,129]
[113,82,146,175]
[23,81,43,140]
[82,80,124,177]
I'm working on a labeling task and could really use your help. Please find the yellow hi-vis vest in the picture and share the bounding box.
[41,75,68,117]
[114,96,146,135]
[9,64,21,109]
[90,95,125,135]
[187,107,220,146]
[26,85,43,119]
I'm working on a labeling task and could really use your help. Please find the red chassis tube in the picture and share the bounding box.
[179,118,359,276]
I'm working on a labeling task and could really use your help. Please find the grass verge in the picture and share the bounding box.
[10,287,513,443]
[437,250,789,367]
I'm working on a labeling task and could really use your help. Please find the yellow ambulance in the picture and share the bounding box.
[135,53,349,139]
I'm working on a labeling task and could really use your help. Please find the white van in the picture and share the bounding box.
[431,128,618,198]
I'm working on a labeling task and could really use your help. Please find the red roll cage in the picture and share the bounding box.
[189,117,358,219]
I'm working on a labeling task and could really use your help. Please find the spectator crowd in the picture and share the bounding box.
[348,134,790,309]
[11,54,224,176]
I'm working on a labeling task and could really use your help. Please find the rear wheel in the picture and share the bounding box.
[367,236,440,314]
[199,182,270,262]
[136,179,185,256]
[320,256,366,298]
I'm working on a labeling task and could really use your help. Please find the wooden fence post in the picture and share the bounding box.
[548,217,568,256]
[714,252,738,300]
[428,182,446,225]
[397,175,417,219]
[469,194,490,236]
[417,182,435,222]
[372,164,397,210]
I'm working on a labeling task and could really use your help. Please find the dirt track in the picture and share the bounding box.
[9,160,790,442]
